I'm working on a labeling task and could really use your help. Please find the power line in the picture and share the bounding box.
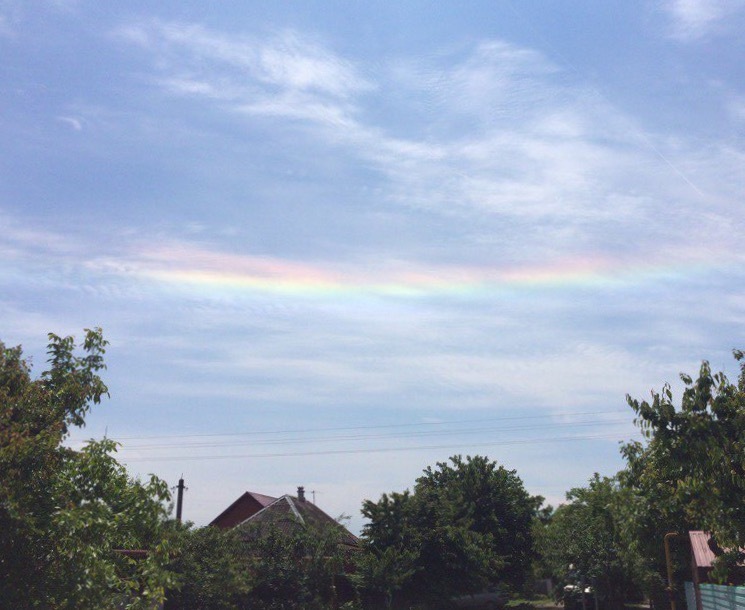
[119,431,634,463]
[118,416,631,451]
[73,408,631,443]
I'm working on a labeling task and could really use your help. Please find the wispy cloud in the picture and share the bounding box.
[77,236,739,304]
[0,212,85,260]
[56,115,83,130]
[113,20,745,270]
[116,22,372,98]
[663,0,745,40]
[2,4,742,531]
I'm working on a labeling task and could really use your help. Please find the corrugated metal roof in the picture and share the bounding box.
[690,531,716,569]
[689,531,745,570]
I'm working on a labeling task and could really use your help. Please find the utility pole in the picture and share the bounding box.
[176,476,186,523]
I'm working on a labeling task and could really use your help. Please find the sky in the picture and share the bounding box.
[2,0,745,533]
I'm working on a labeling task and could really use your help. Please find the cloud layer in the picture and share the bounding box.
[2,4,744,527]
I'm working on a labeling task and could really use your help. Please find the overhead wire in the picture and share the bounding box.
[117,416,631,451]
[72,408,631,443]
[69,409,642,464]
[119,431,633,463]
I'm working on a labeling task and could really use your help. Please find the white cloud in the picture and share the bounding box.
[117,22,372,99]
[663,0,745,40]
[56,115,83,130]
[113,20,745,263]
[0,212,83,258]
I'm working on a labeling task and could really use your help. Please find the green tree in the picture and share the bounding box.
[537,475,645,610]
[47,439,177,609]
[165,522,349,610]
[242,524,348,610]
[0,330,177,609]
[361,455,538,608]
[351,544,418,610]
[623,350,745,585]
[616,440,692,609]
[165,525,254,610]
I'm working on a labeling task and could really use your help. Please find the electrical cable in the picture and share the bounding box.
[73,408,630,443]
[117,416,630,451]
[119,431,635,462]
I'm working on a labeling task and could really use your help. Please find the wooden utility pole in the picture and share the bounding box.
[176,477,186,523]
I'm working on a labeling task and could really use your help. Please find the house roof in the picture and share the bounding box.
[209,491,277,527]
[689,530,745,570]
[236,494,359,548]
[690,531,717,569]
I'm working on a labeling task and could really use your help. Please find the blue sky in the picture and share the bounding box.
[2,0,745,532]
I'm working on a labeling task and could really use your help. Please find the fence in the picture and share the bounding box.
[685,581,745,610]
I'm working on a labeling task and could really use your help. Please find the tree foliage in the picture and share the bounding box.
[242,524,348,610]
[166,519,352,610]
[536,475,645,610]
[351,544,418,610]
[625,350,745,583]
[0,330,176,609]
[361,455,537,608]
[616,438,693,608]
[535,352,745,608]
[165,525,254,610]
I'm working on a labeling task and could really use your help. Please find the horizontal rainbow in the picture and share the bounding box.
[95,242,697,299]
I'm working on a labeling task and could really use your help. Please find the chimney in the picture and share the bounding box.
[297,486,305,502]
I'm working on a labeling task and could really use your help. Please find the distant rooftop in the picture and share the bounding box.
[210,491,278,528]
[237,494,359,548]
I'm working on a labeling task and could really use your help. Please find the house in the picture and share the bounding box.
[688,531,745,584]
[210,491,278,529]
[211,486,358,549]
[685,531,745,610]
[209,487,359,607]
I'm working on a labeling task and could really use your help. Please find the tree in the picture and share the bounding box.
[361,455,538,608]
[351,544,418,610]
[616,439,693,609]
[0,330,177,609]
[165,516,354,610]
[47,439,177,609]
[628,350,745,581]
[165,525,254,610]
[625,350,745,583]
[536,475,646,610]
[242,523,349,610]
